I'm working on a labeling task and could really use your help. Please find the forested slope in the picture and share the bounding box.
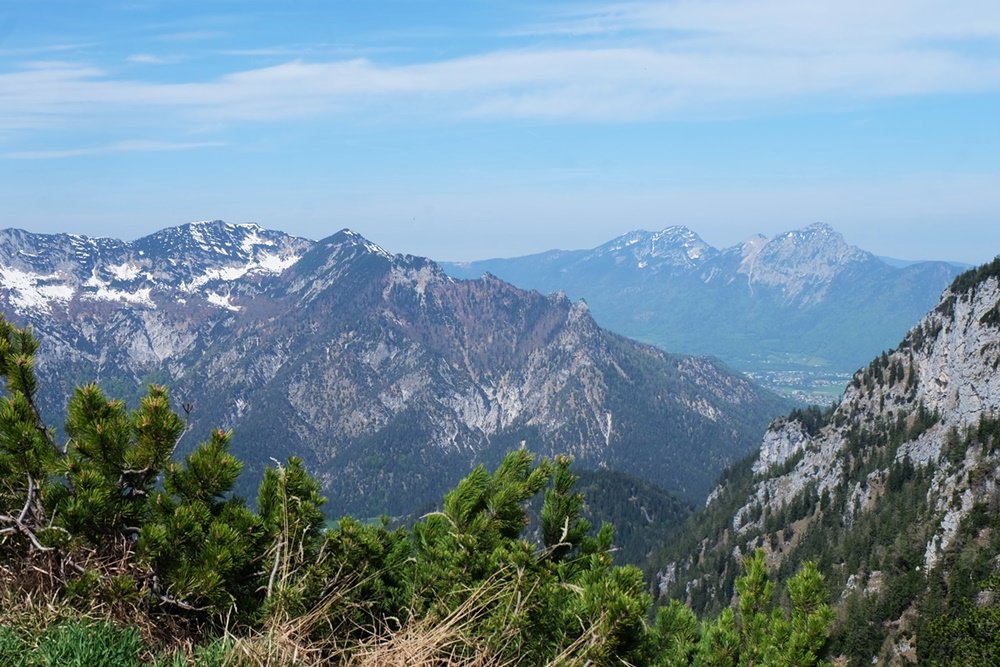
[655,258,1000,665]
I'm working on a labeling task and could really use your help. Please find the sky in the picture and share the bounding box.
[1,0,999,264]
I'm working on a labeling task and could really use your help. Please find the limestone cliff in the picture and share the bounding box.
[656,258,1000,665]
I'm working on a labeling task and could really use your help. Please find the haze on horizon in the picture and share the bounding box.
[1,0,998,265]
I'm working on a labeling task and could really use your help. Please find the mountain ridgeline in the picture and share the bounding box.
[0,221,787,517]
[444,224,962,398]
[655,257,1000,665]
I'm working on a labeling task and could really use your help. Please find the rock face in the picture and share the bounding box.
[0,221,788,516]
[655,259,1000,665]
[732,223,869,306]
[443,223,963,387]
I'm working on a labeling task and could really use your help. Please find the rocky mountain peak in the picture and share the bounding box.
[441,224,962,386]
[138,220,307,271]
[734,232,767,255]
[318,228,393,258]
[599,225,717,269]
[284,229,412,303]
[762,222,863,261]
[735,223,871,305]
[3,221,789,518]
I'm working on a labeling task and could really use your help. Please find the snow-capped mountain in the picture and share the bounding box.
[443,223,962,389]
[0,221,788,516]
[592,226,718,271]
[0,221,310,315]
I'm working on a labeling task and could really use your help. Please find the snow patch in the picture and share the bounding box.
[364,241,392,259]
[181,252,300,292]
[0,267,74,312]
[107,262,142,281]
[239,227,275,253]
[206,291,241,311]
[257,252,299,273]
[182,265,252,291]
[82,284,155,307]
[189,225,206,246]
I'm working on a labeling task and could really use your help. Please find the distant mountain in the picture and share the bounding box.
[0,221,789,516]
[877,255,971,270]
[654,258,1000,664]
[443,224,963,398]
[0,221,312,413]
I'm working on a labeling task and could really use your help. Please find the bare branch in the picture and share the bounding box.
[17,474,34,524]
[0,512,53,552]
[154,591,209,612]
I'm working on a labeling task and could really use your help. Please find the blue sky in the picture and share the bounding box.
[1,0,999,263]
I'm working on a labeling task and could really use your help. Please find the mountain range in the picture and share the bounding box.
[0,221,787,516]
[443,223,962,401]
[7,219,1000,662]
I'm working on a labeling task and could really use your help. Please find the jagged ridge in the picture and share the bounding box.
[0,222,789,518]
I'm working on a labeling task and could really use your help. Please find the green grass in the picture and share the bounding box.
[0,618,243,667]
[0,621,142,667]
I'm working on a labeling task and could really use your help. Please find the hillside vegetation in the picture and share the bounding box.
[0,314,829,666]
[655,259,1000,665]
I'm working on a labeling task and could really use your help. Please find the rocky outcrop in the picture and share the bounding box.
[656,260,1000,665]
[733,223,869,306]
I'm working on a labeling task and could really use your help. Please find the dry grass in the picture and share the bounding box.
[220,597,340,667]
[218,572,518,667]
[0,551,600,667]
[344,589,514,667]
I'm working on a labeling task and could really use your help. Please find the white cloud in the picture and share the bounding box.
[1,139,224,159]
[0,42,99,57]
[527,0,1000,49]
[0,0,998,131]
[126,53,182,65]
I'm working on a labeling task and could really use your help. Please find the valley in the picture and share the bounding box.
[3,3,996,662]
[2,219,998,665]
[654,258,1000,664]
[0,221,787,516]
[444,223,962,403]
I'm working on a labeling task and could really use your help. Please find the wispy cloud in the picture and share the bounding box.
[1,139,224,159]
[0,42,99,57]
[522,0,1000,48]
[126,53,182,65]
[1,0,999,133]
[217,44,401,59]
